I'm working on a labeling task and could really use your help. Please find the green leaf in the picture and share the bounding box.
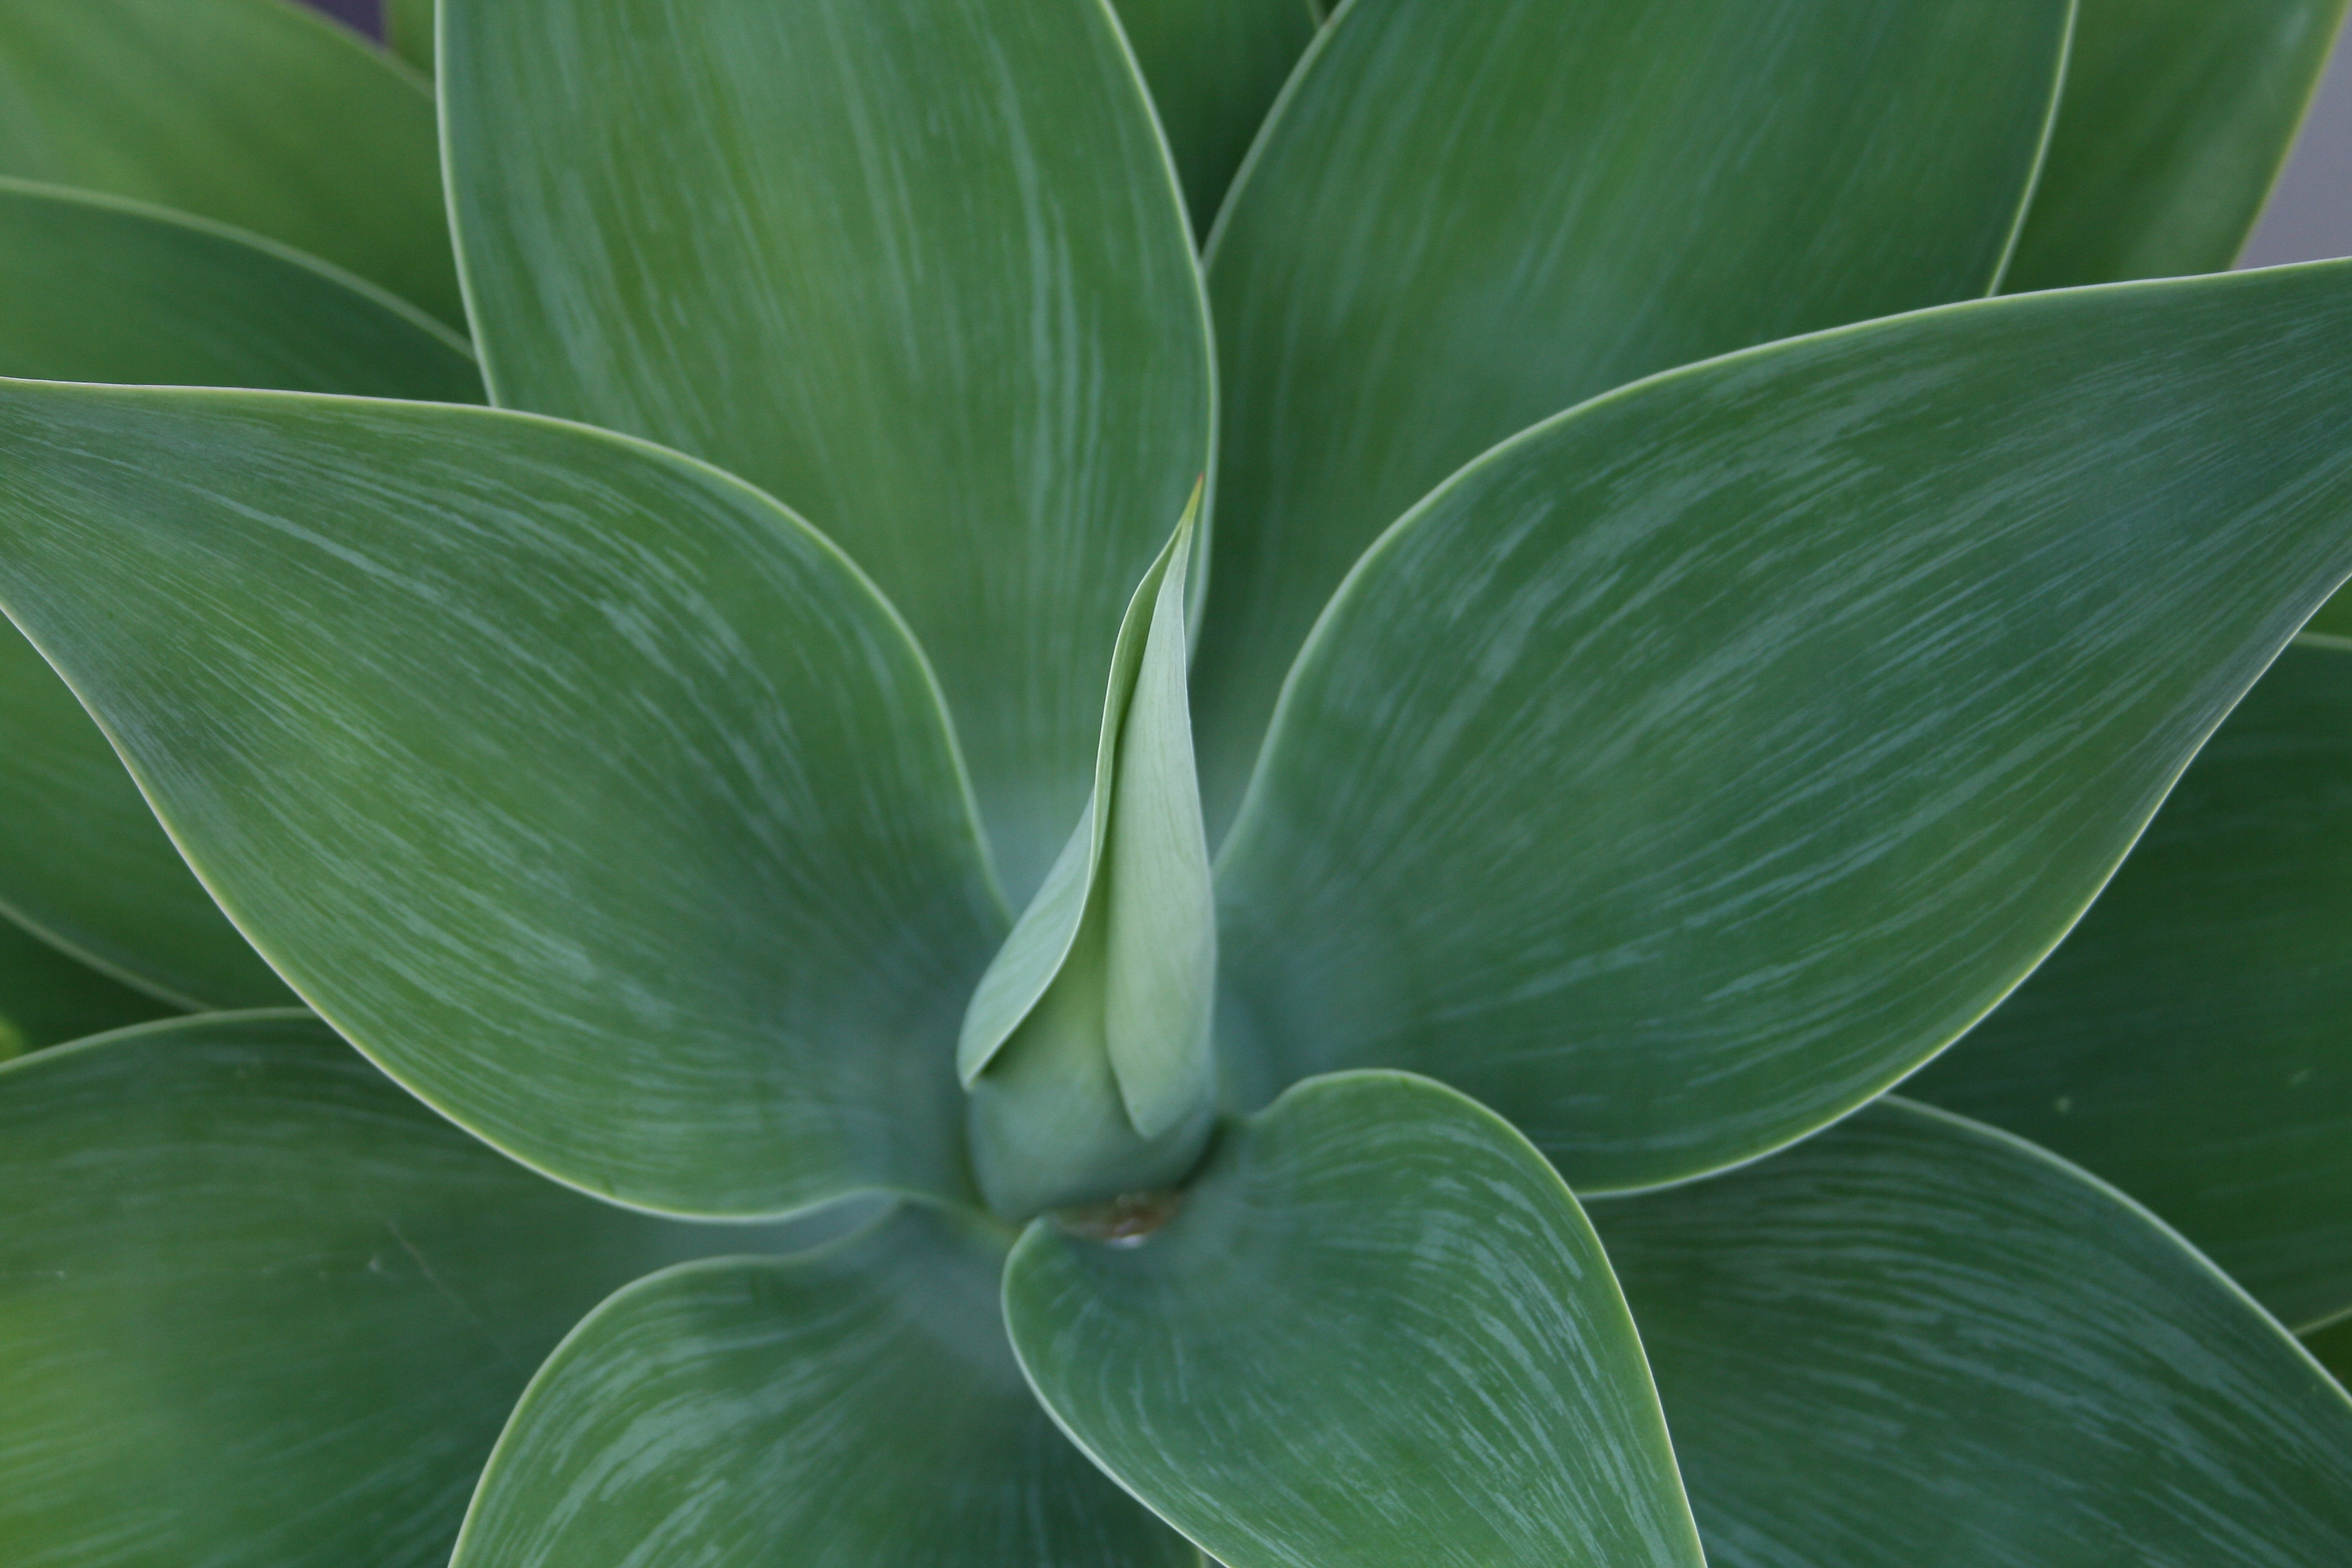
[0,178,482,1010]
[0,1011,840,1568]
[962,499,1218,1215]
[1215,261,2352,1194]
[1111,0,1319,237]
[1907,636,2352,1330]
[453,1206,1197,1568]
[1190,0,2076,826]
[2308,1316,2352,1385]
[442,0,1214,901]
[0,381,1004,1218]
[2004,0,2349,290]
[1592,1099,2352,1566]
[0,180,480,400]
[387,0,433,73]
[0,915,169,1060]
[0,0,462,325]
[1004,1071,1705,1568]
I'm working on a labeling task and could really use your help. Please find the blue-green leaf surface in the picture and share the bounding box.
[1216,262,2352,1192]
[0,181,479,401]
[1005,1071,1704,1568]
[1593,1099,2352,1566]
[2005,0,2350,290]
[453,1206,1197,1568]
[0,916,168,1060]
[962,504,1218,1215]
[0,381,1004,1218]
[0,1013,832,1568]
[0,178,480,1010]
[1190,0,2075,824]
[1909,636,2352,1330]
[443,0,1214,901]
[1111,0,1319,236]
[0,0,461,324]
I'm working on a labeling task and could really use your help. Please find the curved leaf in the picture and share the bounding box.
[0,381,1004,1218]
[0,1012,831,1568]
[0,178,482,1010]
[1217,261,2352,1192]
[0,915,168,1060]
[443,0,1214,901]
[1190,0,2075,825]
[964,502,1218,1215]
[2005,0,2349,290]
[1005,1071,1705,1568]
[0,0,460,324]
[1111,0,1319,237]
[1592,1099,2352,1567]
[454,1206,1195,1568]
[0,181,479,400]
[1909,636,2352,1329]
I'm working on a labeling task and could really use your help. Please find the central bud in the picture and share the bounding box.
[957,488,1218,1219]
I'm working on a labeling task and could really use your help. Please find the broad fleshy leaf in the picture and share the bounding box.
[1111,0,1319,237]
[0,0,461,325]
[1592,1099,2352,1566]
[454,1206,1197,1568]
[1005,1071,1705,1568]
[0,178,481,1010]
[0,1012,840,1568]
[0,181,480,400]
[1216,261,2352,1193]
[0,916,168,1060]
[443,0,1214,901]
[1909,635,2352,1330]
[2004,0,2349,290]
[962,503,1218,1215]
[1189,0,2074,825]
[387,0,433,72]
[0,381,1004,1218]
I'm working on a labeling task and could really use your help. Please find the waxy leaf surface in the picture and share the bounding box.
[0,181,480,402]
[0,382,1004,1218]
[964,508,1218,1215]
[0,0,461,324]
[0,1013,827,1568]
[1006,1071,1704,1568]
[1111,0,1319,236]
[0,178,479,1010]
[1593,1099,2352,1566]
[0,916,167,1060]
[2006,0,2348,290]
[455,1207,1196,1568]
[1191,0,2074,823]
[1910,635,2352,1329]
[444,0,1214,900]
[1217,262,2352,1192]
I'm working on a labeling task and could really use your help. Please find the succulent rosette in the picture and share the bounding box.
[2,1,2351,1564]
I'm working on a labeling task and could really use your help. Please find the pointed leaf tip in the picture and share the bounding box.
[962,488,1218,1214]
[0,381,1004,1219]
[1217,260,2352,1192]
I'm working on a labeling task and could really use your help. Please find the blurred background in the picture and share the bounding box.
[300,0,2352,270]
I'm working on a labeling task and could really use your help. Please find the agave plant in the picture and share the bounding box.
[4,0,2352,1562]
